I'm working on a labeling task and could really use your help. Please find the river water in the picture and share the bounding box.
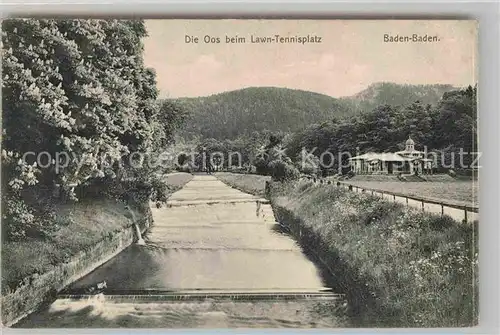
[15,175,345,328]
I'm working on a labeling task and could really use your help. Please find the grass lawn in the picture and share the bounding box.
[346,180,478,207]
[215,173,271,196]
[164,172,194,192]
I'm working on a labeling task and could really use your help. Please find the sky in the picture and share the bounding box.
[142,20,477,99]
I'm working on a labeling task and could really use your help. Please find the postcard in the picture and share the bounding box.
[1,19,478,328]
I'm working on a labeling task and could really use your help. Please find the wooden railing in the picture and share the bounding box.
[299,176,478,224]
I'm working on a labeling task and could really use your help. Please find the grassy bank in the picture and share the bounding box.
[215,172,271,196]
[1,199,140,295]
[163,172,194,193]
[1,173,193,295]
[270,180,478,327]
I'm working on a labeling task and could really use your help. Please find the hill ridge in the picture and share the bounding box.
[169,84,460,140]
[172,86,351,140]
[176,86,338,100]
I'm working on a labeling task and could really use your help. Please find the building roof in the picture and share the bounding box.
[349,152,414,162]
[349,137,434,164]
[395,150,425,155]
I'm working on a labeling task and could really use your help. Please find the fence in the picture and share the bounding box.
[299,177,478,224]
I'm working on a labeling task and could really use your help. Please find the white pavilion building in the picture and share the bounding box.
[349,137,433,175]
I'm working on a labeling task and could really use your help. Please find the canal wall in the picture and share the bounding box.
[1,206,153,327]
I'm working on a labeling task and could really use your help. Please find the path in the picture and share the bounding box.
[15,175,344,328]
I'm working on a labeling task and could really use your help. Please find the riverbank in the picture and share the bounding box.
[270,179,478,327]
[1,173,194,327]
[12,174,347,329]
[1,199,152,327]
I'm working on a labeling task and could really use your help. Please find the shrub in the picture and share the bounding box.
[1,191,61,241]
[247,165,257,174]
[1,150,59,240]
[296,153,320,177]
[2,196,35,241]
[254,156,269,175]
[269,159,300,182]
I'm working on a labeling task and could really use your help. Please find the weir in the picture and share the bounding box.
[134,223,146,245]
[126,205,146,245]
[15,175,343,328]
[57,290,344,302]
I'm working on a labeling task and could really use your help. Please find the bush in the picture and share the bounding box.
[269,159,300,182]
[1,196,36,241]
[1,191,60,241]
[296,152,320,177]
[247,165,257,174]
[1,150,60,240]
[300,165,318,178]
[254,156,269,175]
[88,174,169,208]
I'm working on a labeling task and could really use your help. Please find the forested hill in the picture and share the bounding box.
[170,84,461,141]
[172,87,352,140]
[340,82,459,113]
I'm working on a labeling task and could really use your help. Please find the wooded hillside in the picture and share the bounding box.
[171,84,460,141]
[340,82,459,113]
[173,87,352,140]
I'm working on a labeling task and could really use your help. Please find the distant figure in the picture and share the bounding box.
[206,161,214,174]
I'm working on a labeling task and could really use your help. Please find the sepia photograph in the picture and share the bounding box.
[1,19,478,328]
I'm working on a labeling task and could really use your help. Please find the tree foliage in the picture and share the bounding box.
[340,82,458,114]
[286,86,477,173]
[1,19,176,240]
[174,84,459,142]
[157,99,189,146]
[176,85,476,177]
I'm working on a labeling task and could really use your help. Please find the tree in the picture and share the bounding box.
[173,87,352,140]
[282,87,477,174]
[431,86,477,168]
[355,105,399,152]
[394,101,436,150]
[157,99,189,146]
[433,86,476,151]
[1,19,170,239]
[3,19,163,191]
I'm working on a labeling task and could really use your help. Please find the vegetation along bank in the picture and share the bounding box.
[1,19,190,326]
[268,179,478,327]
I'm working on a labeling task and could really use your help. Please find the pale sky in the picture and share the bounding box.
[142,20,477,98]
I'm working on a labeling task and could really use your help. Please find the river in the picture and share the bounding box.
[15,175,345,328]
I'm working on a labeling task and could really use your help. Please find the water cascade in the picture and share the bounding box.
[126,205,145,245]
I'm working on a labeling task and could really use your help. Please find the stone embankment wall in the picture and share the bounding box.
[1,207,153,327]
